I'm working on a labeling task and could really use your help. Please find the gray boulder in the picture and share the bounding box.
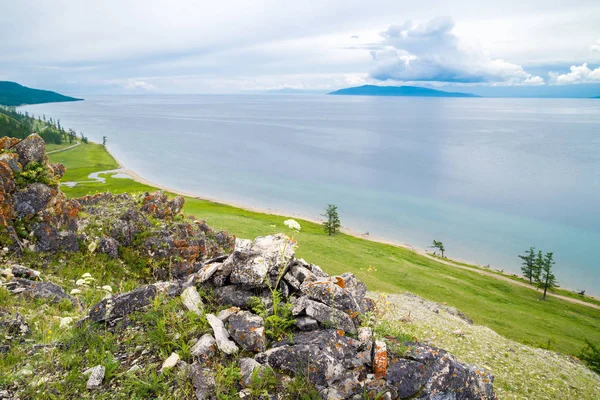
[13,183,55,218]
[189,363,216,400]
[299,277,362,316]
[0,152,21,172]
[98,237,119,259]
[230,234,295,288]
[296,297,357,334]
[213,285,256,308]
[88,282,182,322]
[6,279,73,304]
[13,134,45,167]
[226,311,266,353]
[10,265,41,280]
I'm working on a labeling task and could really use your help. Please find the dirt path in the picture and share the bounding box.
[46,142,80,154]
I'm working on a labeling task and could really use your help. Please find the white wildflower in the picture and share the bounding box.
[81,273,93,279]
[75,279,86,286]
[70,289,82,295]
[283,219,301,231]
[102,285,113,293]
[59,317,74,328]
[88,241,97,253]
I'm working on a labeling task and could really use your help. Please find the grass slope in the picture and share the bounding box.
[0,81,81,106]
[50,143,600,358]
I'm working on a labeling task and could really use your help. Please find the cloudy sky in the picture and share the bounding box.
[1,0,599,94]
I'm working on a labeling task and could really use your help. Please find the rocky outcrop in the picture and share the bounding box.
[0,134,497,399]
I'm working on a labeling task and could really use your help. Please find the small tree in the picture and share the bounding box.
[322,204,341,236]
[535,251,558,300]
[102,136,107,147]
[518,247,539,284]
[431,240,445,258]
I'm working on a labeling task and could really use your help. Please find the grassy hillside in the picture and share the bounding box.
[48,143,600,359]
[0,81,81,106]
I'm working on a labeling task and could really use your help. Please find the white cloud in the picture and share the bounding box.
[123,80,156,91]
[549,63,600,85]
[591,39,600,54]
[369,17,544,85]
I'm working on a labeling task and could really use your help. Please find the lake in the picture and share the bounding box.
[22,95,600,295]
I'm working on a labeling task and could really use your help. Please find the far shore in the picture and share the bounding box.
[80,144,600,306]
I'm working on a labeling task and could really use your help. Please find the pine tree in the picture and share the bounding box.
[518,247,538,283]
[322,204,341,236]
[431,240,445,258]
[535,251,558,300]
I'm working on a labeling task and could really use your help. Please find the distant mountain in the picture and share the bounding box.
[592,96,600,99]
[0,81,82,106]
[328,85,480,98]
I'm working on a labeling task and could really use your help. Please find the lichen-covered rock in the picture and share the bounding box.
[206,314,239,355]
[295,297,357,334]
[299,277,362,316]
[213,285,256,308]
[296,316,319,331]
[229,234,295,288]
[10,265,41,280]
[13,134,45,167]
[140,191,185,219]
[226,310,266,352]
[13,183,55,218]
[5,279,74,304]
[88,282,182,322]
[98,237,119,258]
[384,343,496,400]
[0,153,21,173]
[189,363,216,400]
[85,365,105,390]
[239,357,267,388]
[191,334,217,362]
[181,286,204,315]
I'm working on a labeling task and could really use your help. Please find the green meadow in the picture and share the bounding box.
[50,143,600,357]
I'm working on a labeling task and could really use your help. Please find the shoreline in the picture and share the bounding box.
[79,145,600,305]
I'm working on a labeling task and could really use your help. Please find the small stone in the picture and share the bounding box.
[373,340,388,379]
[160,352,180,371]
[227,311,266,353]
[181,286,204,315]
[191,333,217,361]
[189,363,216,400]
[239,357,266,388]
[86,365,105,389]
[206,314,238,355]
[296,316,319,331]
[216,306,239,322]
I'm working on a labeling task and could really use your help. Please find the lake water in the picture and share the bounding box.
[22,95,600,295]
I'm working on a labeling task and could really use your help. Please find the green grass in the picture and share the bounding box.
[49,143,600,357]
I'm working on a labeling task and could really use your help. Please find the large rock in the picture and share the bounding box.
[10,265,41,280]
[226,311,266,352]
[5,279,74,304]
[13,183,55,218]
[229,234,295,288]
[13,134,45,167]
[213,285,256,308]
[88,282,182,322]
[0,152,21,172]
[98,237,119,259]
[293,297,357,334]
[299,277,362,316]
[189,363,216,400]
[206,314,238,355]
[384,343,496,399]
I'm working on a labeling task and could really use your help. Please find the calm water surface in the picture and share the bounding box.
[22,95,600,295]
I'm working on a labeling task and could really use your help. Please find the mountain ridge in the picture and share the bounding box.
[0,81,82,106]
[328,85,480,98]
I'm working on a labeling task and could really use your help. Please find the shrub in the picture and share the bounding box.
[579,339,600,374]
